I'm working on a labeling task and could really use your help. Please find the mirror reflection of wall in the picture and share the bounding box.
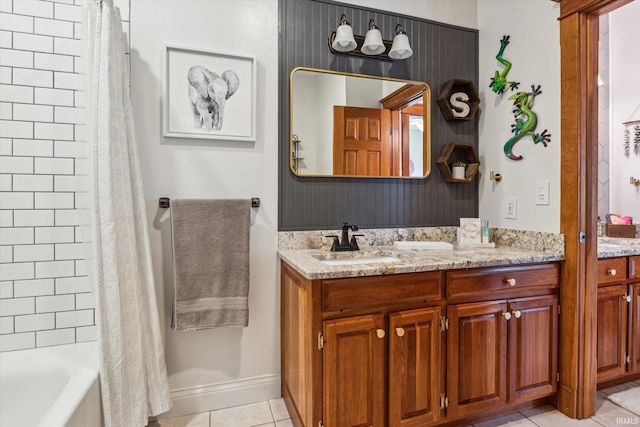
[409,116,423,177]
[290,68,430,178]
[597,1,640,223]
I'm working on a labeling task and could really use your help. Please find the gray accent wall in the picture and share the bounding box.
[279,0,479,231]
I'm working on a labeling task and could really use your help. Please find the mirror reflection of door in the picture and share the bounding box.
[333,106,392,176]
[383,84,424,177]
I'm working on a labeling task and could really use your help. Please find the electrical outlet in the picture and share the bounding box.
[536,181,550,205]
[505,197,518,219]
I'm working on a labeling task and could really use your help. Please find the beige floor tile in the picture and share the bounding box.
[592,394,640,427]
[157,387,640,427]
[521,405,603,426]
[474,411,537,427]
[269,398,290,421]
[154,412,210,427]
[599,381,640,396]
[210,401,273,427]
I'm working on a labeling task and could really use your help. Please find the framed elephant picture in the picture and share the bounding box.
[163,46,256,141]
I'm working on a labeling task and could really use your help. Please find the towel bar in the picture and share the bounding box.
[159,197,260,209]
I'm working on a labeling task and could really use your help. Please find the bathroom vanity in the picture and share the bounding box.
[596,239,640,388]
[279,246,563,427]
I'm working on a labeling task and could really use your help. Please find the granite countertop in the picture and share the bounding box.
[597,237,640,258]
[276,228,639,280]
[278,245,564,280]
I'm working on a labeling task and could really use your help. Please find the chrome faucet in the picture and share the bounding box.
[326,223,363,251]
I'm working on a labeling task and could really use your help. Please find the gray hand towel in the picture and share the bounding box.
[170,199,251,330]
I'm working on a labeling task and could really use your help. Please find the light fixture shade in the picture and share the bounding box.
[389,25,413,59]
[361,20,385,55]
[332,15,356,52]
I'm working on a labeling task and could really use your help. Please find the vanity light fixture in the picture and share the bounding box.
[361,19,385,55]
[389,24,413,59]
[331,14,357,52]
[328,16,412,61]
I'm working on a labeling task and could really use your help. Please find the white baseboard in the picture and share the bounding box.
[158,373,282,419]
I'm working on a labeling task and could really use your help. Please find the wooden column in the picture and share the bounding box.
[556,0,632,419]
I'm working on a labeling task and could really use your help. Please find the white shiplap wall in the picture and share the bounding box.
[0,0,129,352]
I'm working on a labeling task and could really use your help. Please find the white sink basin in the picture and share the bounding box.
[393,241,453,250]
[319,256,401,266]
[313,255,402,266]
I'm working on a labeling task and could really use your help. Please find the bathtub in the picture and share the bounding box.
[0,341,102,427]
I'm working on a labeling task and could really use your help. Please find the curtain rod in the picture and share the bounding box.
[623,119,640,126]
[159,197,260,209]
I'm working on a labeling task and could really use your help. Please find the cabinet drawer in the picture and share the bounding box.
[597,257,627,284]
[630,256,640,279]
[322,271,442,311]
[446,263,559,299]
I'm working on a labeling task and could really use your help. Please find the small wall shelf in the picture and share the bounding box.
[436,79,480,121]
[437,142,480,183]
[292,135,303,173]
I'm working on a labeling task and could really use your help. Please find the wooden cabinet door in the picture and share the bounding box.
[629,256,639,279]
[447,301,508,418]
[629,282,640,374]
[508,295,558,403]
[388,307,443,427]
[596,284,628,383]
[323,314,386,427]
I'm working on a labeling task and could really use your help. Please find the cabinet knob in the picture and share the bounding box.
[607,268,617,276]
[624,293,632,303]
[395,327,405,337]
[504,278,516,286]
[376,329,386,339]
[502,312,512,320]
[512,310,522,319]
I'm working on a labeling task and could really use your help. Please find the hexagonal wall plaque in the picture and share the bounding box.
[436,142,480,183]
[436,79,480,121]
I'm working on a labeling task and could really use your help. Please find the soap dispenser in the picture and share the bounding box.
[481,220,490,243]
[597,216,604,237]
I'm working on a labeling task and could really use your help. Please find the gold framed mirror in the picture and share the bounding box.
[290,67,431,178]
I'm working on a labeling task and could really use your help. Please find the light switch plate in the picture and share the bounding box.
[505,197,518,219]
[536,181,550,205]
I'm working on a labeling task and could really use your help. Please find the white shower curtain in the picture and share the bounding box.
[81,1,172,426]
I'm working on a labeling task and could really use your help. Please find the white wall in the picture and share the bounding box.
[477,1,561,233]
[609,1,640,222]
[130,0,280,417]
[317,74,345,174]
[129,0,480,418]
[343,0,478,29]
[292,72,319,174]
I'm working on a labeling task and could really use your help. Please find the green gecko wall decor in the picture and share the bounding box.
[488,35,551,160]
[504,85,551,161]
[490,35,519,94]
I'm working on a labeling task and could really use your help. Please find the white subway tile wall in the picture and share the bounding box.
[0,0,130,352]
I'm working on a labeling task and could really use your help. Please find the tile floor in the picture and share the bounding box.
[152,380,640,427]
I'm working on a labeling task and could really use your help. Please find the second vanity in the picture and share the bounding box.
[279,238,565,427]
[595,237,640,388]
